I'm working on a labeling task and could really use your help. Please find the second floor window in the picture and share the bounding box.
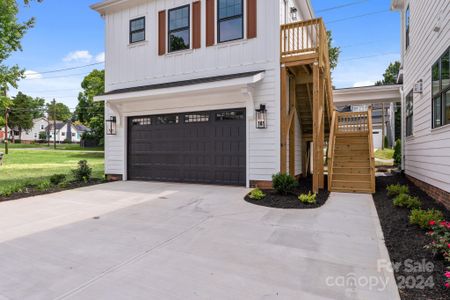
[130,17,145,44]
[218,0,243,43]
[432,48,450,128]
[405,5,410,49]
[168,5,190,52]
[406,90,413,137]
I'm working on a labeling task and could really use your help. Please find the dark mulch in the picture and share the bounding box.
[373,174,450,300]
[244,176,330,209]
[0,179,106,203]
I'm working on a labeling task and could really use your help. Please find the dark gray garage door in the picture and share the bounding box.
[127,109,246,186]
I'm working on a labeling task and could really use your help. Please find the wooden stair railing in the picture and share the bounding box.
[367,107,376,193]
[327,110,337,190]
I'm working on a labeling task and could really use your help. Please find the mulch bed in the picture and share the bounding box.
[0,179,106,203]
[244,176,330,209]
[373,174,450,300]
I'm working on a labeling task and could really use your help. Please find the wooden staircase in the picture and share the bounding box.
[327,109,375,193]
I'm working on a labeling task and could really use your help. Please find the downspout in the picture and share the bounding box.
[399,87,405,171]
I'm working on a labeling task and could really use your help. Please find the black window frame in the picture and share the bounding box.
[168,4,191,53]
[405,5,410,49]
[406,90,413,137]
[217,0,244,43]
[129,17,146,44]
[432,47,450,129]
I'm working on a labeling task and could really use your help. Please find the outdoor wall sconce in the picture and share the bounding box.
[255,104,267,129]
[290,7,298,20]
[105,116,117,135]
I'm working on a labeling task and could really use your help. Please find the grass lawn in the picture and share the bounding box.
[0,149,104,194]
[0,143,104,151]
[374,148,394,160]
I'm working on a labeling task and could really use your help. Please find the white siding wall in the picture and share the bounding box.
[401,0,450,192]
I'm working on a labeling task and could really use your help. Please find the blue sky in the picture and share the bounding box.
[8,0,400,109]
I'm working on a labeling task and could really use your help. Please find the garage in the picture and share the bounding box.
[127,108,246,186]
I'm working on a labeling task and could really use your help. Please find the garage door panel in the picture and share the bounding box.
[128,109,246,186]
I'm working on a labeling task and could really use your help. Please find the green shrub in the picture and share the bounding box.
[272,173,298,195]
[0,183,26,197]
[36,181,51,192]
[58,181,70,188]
[393,139,401,166]
[393,193,421,209]
[299,192,316,204]
[50,174,67,186]
[386,184,409,197]
[249,188,266,200]
[72,160,92,182]
[409,209,444,229]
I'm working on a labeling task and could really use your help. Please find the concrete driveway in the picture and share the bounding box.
[0,182,399,300]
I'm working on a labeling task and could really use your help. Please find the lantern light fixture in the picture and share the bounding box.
[290,7,298,20]
[106,116,117,135]
[255,104,267,129]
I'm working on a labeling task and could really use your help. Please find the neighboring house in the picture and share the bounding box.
[47,122,90,143]
[10,117,49,143]
[92,0,356,192]
[391,0,450,205]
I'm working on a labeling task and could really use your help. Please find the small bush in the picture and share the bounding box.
[249,188,266,200]
[50,174,67,186]
[72,160,92,182]
[36,181,51,192]
[58,181,70,188]
[299,192,316,204]
[272,173,298,195]
[409,209,444,229]
[393,139,401,166]
[425,221,450,258]
[393,193,421,209]
[0,183,26,197]
[386,184,409,197]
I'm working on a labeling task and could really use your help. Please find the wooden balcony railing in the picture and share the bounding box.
[280,18,329,65]
[336,111,370,134]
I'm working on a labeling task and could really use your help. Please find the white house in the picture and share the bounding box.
[9,117,49,143]
[47,122,90,143]
[392,0,450,206]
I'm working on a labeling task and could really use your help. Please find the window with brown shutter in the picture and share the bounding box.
[158,10,166,55]
[192,1,201,49]
[247,0,257,39]
[206,0,215,46]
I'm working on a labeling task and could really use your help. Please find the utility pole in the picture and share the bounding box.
[4,108,9,155]
[52,99,56,150]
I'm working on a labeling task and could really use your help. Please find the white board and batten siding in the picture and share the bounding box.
[400,0,450,192]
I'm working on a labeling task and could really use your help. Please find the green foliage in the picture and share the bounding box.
[409,209,444,229]
[38,131,47,140]
[72,160,92,182]
[386,184,409,197]
[8,92,45,137]
[272,173,298,195]
[425,221,450,259]
[0,182,26,197]
[375,61,401,86]
[298,192,316,204]
[249,188,266,200]
[36,180,51,191]
[327,31,340,71]
[49,174,66,185]
[74,69,105,145]
[393,139,402,166]
[393,193,421,209]
[46,101,72,121]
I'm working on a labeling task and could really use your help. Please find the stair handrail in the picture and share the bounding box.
[367,107,376,193]
[327,110,337,190]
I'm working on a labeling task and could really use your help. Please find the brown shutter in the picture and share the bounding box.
[192,1,201,49]
[206,0,215,47]
[158,10,166,55]
[247,0,257,39]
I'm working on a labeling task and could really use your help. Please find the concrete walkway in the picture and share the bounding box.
[0,182,399,300]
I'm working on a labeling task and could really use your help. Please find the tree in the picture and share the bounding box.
[376,61,401,85]
[46,101,72,121]
[0,0,42,92]
[0,96,13,127]
[8,92,44,141]
[74,69,105,145]
[327,31,341,71]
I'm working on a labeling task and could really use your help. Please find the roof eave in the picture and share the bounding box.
[390,0,404,11]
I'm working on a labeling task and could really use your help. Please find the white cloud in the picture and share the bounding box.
[353,80,376,87]
[63,50,93,62]
[95,52,105,63]
[24,70,43,79]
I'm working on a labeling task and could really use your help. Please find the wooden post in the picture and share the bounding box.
[312,62,319,193]
[280,66,288,174]
[318,72,325,189]
[289,77,296,177]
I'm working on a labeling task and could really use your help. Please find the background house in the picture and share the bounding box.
[47,121,90,143]
[391,0,450,205]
